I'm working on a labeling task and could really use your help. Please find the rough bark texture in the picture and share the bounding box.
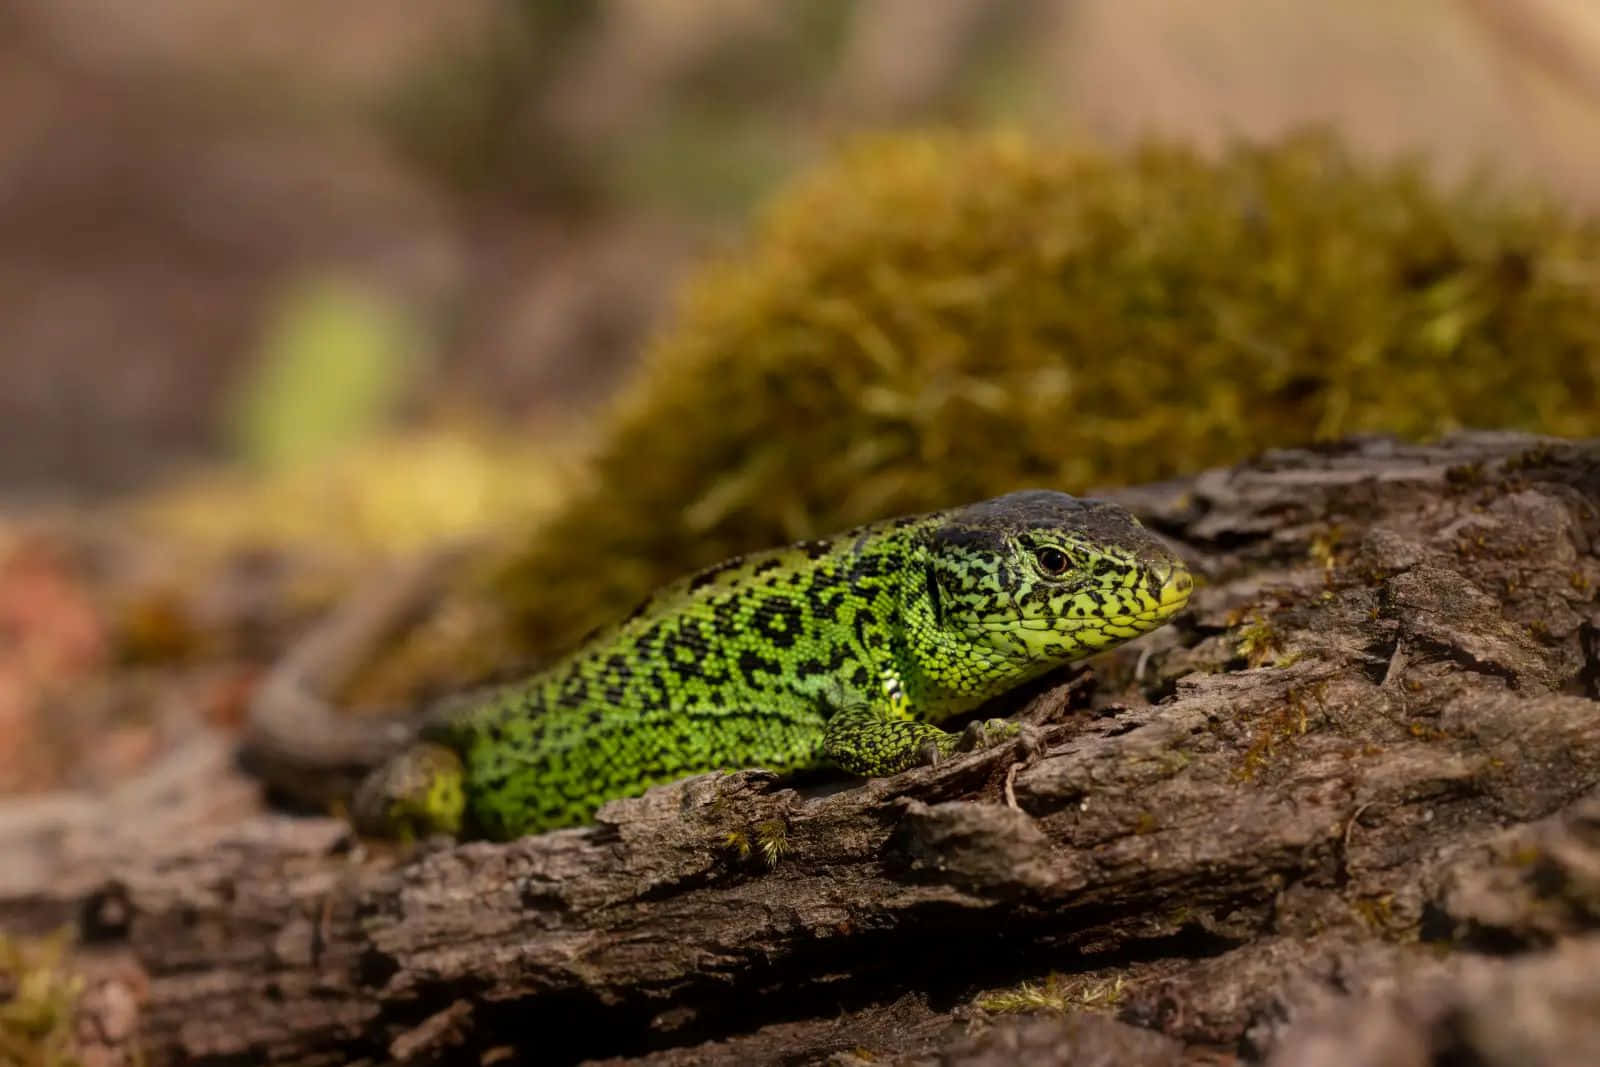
[5,432,1600,1066]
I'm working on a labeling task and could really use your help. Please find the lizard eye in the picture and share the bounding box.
[1034,546,1070,576]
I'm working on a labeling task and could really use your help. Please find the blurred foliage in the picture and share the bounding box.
[381,0,853,215]
[0,931,82,1067]
[498,129,1600,655]
[381,0,604,206]
[230,276,421,470]
[147,424,576,558]
[609,107,799,222]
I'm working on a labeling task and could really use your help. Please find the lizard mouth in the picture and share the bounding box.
[1157,564,1193,610]
[976,563,1193,638]
[1118,562,1193,629]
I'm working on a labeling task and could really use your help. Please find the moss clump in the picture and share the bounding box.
[722,818,791,870]
[502,129,1600,655]
[975,973,1125,1016]
[0,931,83,1067]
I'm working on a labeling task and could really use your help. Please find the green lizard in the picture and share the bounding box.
[353,490,1192,841]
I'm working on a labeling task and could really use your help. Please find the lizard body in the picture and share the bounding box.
[355,490,1191,840]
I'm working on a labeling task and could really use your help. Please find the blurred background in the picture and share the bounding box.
[6,0,1600,500]
[3,0,1600,797]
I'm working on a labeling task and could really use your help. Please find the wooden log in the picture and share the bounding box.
[4,433,1599,1065]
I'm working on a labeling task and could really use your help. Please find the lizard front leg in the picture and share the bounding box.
[351,741,466,840]
[821,705,1019,776]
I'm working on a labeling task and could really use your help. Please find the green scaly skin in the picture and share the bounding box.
[353,490,1192,841]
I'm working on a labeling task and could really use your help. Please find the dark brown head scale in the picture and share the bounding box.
[930,490,1174,564]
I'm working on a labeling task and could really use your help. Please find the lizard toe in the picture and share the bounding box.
[957,718,1022,753]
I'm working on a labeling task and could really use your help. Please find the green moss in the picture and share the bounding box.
[722,818,790,869]
[1234,614,1286,669]
[1351,893,1416,940]
[0,931,83,1067]
[752,818,790,869]
[976,973,1125,1016]
[501,129,1600,656]
[1232,683,1327,782]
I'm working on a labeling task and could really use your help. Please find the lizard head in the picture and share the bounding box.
[920,490,1192,664]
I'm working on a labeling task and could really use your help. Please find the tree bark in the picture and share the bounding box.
[5,432,1600,1066]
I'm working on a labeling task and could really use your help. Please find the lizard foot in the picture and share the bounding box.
[351,742,466,841]
[956,718,1023,753]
